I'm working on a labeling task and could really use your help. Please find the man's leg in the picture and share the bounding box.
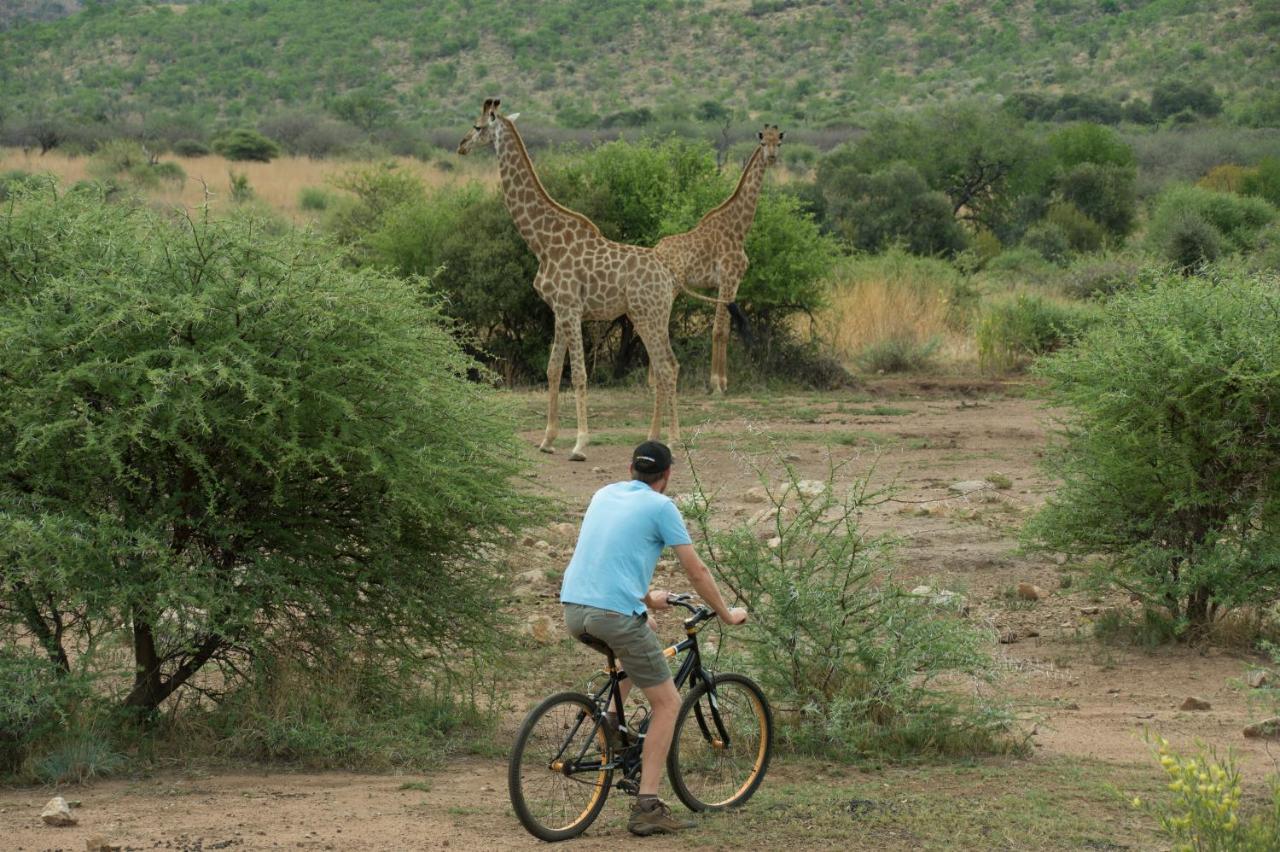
[637,678,679,795]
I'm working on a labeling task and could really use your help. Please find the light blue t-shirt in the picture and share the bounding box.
[560,480,693,616]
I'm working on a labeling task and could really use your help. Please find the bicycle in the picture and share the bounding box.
[508,593,773,841]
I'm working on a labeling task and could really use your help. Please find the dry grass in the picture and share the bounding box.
[813,250,974,367]
[0,148,495,220]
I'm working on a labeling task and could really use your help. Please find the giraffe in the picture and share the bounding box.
[457,98,681,461]
[655,124,784,395]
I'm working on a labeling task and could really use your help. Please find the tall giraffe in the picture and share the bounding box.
[655,125,783,394]
[457,98,681,461]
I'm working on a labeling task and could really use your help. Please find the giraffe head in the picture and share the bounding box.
[757,124,784,166]
[457,97,503,155]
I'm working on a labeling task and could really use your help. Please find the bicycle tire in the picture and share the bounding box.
[508,691,613,841]
[667,672,773,812]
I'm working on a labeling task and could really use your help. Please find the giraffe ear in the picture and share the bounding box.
[507,112,521,122]
[757,131,763,141]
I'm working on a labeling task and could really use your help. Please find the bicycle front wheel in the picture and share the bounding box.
[508,691,612,841]
[668,672,773,812]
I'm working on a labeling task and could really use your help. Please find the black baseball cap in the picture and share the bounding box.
[631,440,673,475]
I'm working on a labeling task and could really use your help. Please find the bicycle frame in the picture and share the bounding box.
[551,599,732,786]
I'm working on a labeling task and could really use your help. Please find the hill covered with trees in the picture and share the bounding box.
[2,0,1277,141]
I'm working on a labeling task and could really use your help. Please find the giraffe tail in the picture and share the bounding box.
[677,283,734,306]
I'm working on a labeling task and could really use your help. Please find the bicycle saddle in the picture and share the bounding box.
[575,632,614,657]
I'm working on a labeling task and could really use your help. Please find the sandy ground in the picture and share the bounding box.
[4,381,1278,850]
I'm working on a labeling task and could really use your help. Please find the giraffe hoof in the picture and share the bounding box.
[538,444,555,454]
[569,451,587,462]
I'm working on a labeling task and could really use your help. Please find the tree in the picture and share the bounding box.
[1151,80,1223,121]
[1026,270,1280,632]
[820,161,967,257]
[819,103,1048,238]
[212,128,281,162]
[0,185,537,717]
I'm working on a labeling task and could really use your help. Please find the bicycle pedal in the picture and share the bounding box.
[616,779,640,796]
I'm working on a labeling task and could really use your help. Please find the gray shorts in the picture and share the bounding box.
[563,603,672,688]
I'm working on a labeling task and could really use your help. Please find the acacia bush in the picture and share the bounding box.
[1025,268,1280,632]
[682,455,1010,758]
[0,185,537,754]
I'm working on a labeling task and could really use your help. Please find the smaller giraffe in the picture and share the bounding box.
[655,124,783,395]
[457,98,682,461]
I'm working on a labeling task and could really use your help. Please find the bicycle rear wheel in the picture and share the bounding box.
[508,691,612,841]
[667,672,773,812]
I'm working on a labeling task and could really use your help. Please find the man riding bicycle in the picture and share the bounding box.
[560,440,748,836]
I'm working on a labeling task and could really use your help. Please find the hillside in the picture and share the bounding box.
[1,0,1276,132]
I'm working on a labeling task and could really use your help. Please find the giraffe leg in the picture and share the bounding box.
[710,300,729,396]
[540,324,569,454]
[566,321,590,461]
[712,257,747,395]
[636,320,680,443]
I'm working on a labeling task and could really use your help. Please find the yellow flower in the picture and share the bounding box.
[1160,755,1177,768]
[1131,796,1142,808]
[1169,780,1184,792]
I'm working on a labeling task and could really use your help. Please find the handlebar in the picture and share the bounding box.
[665,592,718,630]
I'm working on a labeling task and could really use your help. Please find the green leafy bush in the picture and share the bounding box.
[1241,156,1280,208]
[976,294,1100,373]
[1151,80,1223,121]
[88,140,185,188]
[1046,201,1105,254]
[1147,185,1276,268]
[1061,254,1141,300]
[1021,220,1073,265]
[212,127,282,162]
[684,457,1011,758]
[298,186,334,211]
[0,184,537,727]
[172,138,211,157]
[1025,269,1280,631]
[1056,162,1136,240]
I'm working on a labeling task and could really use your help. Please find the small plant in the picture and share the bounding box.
[229,170,254,203]
[298,186,332,211]
[987,473,1013,490]
[1135,736,1280,850]
[856,335,940,373]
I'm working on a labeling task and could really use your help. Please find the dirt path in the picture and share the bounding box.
[5,382,1277,850]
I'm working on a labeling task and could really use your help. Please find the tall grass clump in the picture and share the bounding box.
[0,182,539,773]
[682,451,1013,759]
[976,293,1101,373]
[816,249,974,371]
[1025,268,1280,634]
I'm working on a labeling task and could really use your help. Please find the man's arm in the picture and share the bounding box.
[671,544,747,625]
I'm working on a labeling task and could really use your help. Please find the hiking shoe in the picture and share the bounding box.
[628,797,696,836]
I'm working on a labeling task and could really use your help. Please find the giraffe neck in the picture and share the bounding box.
[493,117,599,256]
[701,146,768,243]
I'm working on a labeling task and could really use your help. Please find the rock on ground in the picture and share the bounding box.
[949,480,991,495]
[1246,669,1272,689]
[1017,582,1046,601]
[1243,717,1280,739]
[40,796,76,826]
[1180,696,1212,711]
[526,614,556,644]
